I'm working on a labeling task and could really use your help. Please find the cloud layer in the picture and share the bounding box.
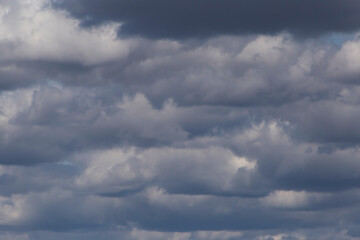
[1,0,360,239]
[55,0,360,39]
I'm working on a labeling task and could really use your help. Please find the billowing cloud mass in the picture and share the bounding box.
[1,0,360,239]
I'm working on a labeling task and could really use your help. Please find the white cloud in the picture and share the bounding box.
[0,0,130,65]
[74,145,255,194]
[261,190,311,209]
[0,194,26,225]
[327,35,360,78]
[236,35,296,66]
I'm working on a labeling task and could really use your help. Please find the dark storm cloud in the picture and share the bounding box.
[55,0,360,39]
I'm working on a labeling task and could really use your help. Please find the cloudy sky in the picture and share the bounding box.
[1,0,360,239]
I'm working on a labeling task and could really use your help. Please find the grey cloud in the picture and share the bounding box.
[0,188,321,232]
[2,1,360,239]
[0,63,38,91]
[79,35,336,108]
[0,87,190,165]
[278,100,360,144]
[54,0,360,39]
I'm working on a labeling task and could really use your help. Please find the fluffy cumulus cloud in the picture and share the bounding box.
[2,0,360,239]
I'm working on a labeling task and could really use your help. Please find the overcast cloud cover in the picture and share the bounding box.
[1,0,360,239]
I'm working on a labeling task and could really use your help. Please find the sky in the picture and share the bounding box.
[1,0,360,239]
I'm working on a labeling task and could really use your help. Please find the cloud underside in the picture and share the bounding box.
[55,0,360,38]
[2,0,360,239]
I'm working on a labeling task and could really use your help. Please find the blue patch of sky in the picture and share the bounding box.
[325,33,357,47]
